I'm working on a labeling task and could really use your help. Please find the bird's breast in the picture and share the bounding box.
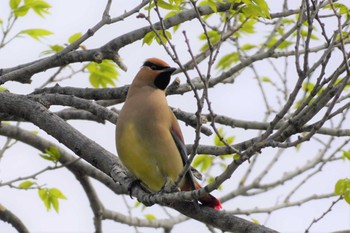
[115,89,184,191]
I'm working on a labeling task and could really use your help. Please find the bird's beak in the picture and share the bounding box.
[162,67,176,75]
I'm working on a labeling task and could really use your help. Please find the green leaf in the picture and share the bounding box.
[143,31,156,45]
[29,0,51,17]
[18,180,34,189]
[342,150,350,161]
[38,188,50,210]
[205,176,222,190]
[39,154,53,161]
[302,82,315,94]
[50,188,67,200]
[325,3,350,18]
[20,28,53,41]
[154,30,172,44]
[198,30,220,41]
[241,5,260,18]
[68,32,82,44]
[261,76,271,83]
[0,86,8,91]
[143,30,172,46]
[300,30,319,40]
[193,154,214,172]
[87,60,119,88]
[144,214,156,221]
[251,218,260,224]
[51,196,59,212]
[199,30,220,51]
[157,0,180,10]
[39,146,61,162]
[241,0,270,19]
[282,18,296,25]
[14,5,30,17]
[345,192,350,205]
[334,178,350,204]
[134,201,141,208]
[219,153,233,160]
[294,99,302,109]
[216,52,239,70]
[214,128,224,146]
[206,0,217,12]
[134,201,146,210]
[41,44,64,56]
[144,1,155,11]
[46,146,61,161]
[236,17,256,35]
[266,35,293,49]
[38,188,67,212]
[335,178,350,195]
[10,0,21,9]
[226,136,235,145]
[199,0,224,13]
[335,78,346,86]
[214,127,235,146]
[253,0,270,18]
[241,43,256,51]
[13,0,51,17]
[165,11,178,19]
[50,44,64,53]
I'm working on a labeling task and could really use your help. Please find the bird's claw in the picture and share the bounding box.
[141,193,156,207]
[127,179,141,199]
[159,178,180,194]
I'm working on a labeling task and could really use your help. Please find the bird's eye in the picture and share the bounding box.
[143,61,166,70]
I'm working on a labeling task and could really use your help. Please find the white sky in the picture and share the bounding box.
[0,0,350,232]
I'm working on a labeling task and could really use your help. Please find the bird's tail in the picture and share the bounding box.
[194,182,222,210]
[181,171,222,210]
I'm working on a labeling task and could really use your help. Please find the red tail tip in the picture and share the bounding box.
[199,195,222,210]
[212,199,222,210]
[194,182,222,210]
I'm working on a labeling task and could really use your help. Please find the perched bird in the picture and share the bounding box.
[115,58,222,210]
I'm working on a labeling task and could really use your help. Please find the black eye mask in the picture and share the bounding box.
[143,61,169,70]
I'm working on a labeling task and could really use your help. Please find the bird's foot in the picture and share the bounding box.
[159,177,180,194]
[141,193,156,207]
[128,179,152,202]
[128,179,146,199]
[127,179,140,199]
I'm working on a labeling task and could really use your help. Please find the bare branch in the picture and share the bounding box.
[0,203,29,233]
[304,196,343,232]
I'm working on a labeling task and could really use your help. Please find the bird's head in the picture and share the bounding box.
[133,58,176,90]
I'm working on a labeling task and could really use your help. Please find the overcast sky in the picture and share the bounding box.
[1,1,350,232]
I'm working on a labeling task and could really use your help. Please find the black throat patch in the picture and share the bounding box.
[154,72,171,90]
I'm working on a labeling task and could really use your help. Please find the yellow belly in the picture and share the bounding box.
[116,122,182,192]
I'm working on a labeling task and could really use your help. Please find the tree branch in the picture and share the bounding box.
[0,87,277,233]
[0,203,29,233]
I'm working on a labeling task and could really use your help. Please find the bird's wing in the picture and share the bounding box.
[169,110,196,190]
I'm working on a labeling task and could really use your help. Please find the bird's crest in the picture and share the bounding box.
[143,58,170,69]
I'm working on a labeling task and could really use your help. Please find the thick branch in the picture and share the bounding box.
[0,90,276,233]
[0,2,302,85]
[168,201,277,233]
[0,124,123,195]
[0,203,29,233]
[0,3,235,84]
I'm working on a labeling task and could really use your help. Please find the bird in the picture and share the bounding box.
[115,57,222,210]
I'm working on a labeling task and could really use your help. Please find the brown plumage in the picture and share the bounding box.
[115,58,222,210]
